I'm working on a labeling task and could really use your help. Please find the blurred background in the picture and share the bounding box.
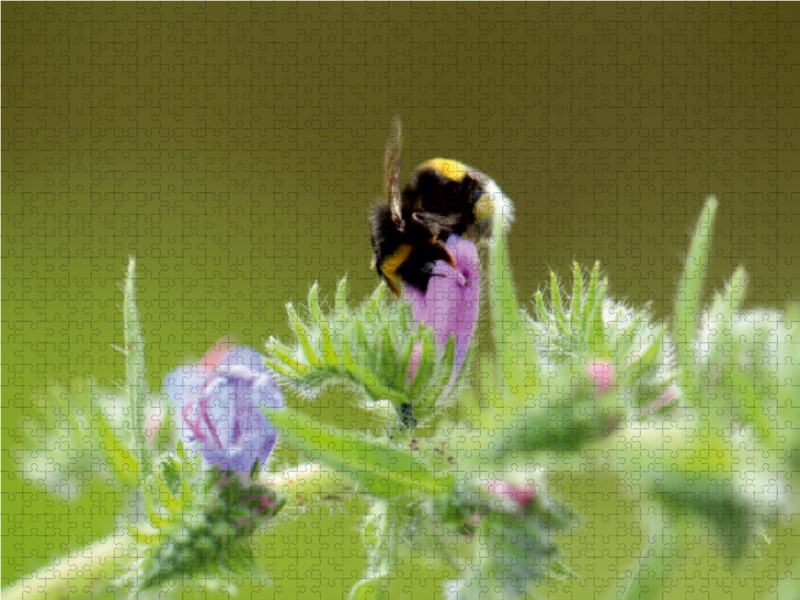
[4,3,799,598]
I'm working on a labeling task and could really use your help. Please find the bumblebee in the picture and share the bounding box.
[370,118,503,295]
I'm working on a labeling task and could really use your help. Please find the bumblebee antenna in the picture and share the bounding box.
[385,115,404,231]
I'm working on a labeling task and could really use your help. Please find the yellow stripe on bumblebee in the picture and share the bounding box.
[421,158,469,182]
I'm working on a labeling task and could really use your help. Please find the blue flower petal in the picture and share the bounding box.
[165,342,284,474]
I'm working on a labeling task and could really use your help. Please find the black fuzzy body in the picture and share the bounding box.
[370,164,489,294]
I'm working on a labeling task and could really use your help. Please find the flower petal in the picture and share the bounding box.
[405,234,480,390]
[165,341,284,474]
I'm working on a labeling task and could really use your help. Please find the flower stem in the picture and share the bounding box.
[621,513,682,600]
[123,257,149,483]
[2,534,137,600]
[486,191,537,400]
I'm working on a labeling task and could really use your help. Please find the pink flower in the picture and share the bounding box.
[587,360,615,394]
[484,479,537,508]
[165,340,284,474]
[404,234,481,390]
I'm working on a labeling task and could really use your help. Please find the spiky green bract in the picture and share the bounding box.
[528,262,676,412]
[264,278,462,426]
[128,441,284,594]
[443,472,572,600]
[486,263,675,456]
[673,196,717,403]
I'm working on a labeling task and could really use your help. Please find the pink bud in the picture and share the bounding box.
[644,385,679,413]
[484,479,536,508]
[587,360,614,394]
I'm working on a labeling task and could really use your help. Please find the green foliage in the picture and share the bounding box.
[12,197,800,600]
[484,194,534,401]
[528,262,676,410]
[486,263,675,456]
[264,278,461,425]
[129,444,284,594]
[269,409,449,499]
[608,199,795,588]
[444,471,573,600]
[123,257,149,481]
[673,196,719,388]
[17,383,139,499]
[694,273,800,449]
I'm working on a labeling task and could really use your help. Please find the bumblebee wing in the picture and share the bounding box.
[384,115,404,230]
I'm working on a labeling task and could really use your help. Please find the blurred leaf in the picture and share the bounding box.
[621,513,682,600]
[270,410,450,499]
[673,196,718,399]
[485,190,534,402]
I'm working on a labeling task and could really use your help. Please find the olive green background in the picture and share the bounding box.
[4,3,799,599]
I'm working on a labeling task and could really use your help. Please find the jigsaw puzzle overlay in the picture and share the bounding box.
[4,4,800,599]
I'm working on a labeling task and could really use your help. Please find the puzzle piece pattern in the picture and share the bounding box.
[4,4,799,599]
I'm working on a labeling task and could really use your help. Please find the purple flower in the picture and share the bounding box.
[404,234,480,390]
[165,340,284,475]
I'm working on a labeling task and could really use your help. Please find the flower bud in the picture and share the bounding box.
[482,478,537,513]
[165,340,284,475]
[587,359,615,394]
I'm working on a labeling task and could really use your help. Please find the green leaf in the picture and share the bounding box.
[533,290,547,324]
[674,196,718,397]
[570,262,582,337]
[319,319,340,367]
[549,271,567,329]
[263,356,314,379]
[394,336,415,390]
[486,195,531,400]
[334,277,350,324]
[95,409,139,485]
[621,513,682,600]
[376,321,395,383]
[308,281,321,324]
[270,410,448,498]
[264,338,305,369]
[590,263,606,350]
[434,334,457,391]
[626,329,665,385]
[409,325,436,398]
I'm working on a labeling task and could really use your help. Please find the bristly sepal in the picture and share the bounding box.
[264,277,466,427]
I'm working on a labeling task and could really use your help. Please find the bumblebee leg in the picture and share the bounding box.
[432,240,458,269]
[385,276,401,296]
